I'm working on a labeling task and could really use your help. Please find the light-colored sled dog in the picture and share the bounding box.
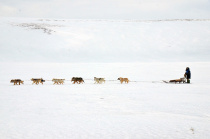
[52,78,65,85]
[94,77,105,84]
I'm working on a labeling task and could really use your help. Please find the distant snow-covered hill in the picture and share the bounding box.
[0,18,210,62]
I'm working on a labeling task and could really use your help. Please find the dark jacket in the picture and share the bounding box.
[185,68,191,79]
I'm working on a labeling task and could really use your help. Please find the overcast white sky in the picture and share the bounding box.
[0,0,210,19]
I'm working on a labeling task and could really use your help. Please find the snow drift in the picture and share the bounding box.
[0,18,210,62]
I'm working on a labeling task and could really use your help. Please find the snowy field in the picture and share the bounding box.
[0,18,210,62]
[0,62,210,139]
[0,18,210,138]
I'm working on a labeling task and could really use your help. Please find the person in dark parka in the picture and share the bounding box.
[184,67,191,83]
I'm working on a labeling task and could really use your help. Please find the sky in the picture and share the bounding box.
[0,0,210,19]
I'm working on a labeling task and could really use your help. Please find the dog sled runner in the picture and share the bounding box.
[162,80,185,84]
[162,80,170,83]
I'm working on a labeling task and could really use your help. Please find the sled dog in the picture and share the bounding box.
[118,77,129,84]
[52,78,65,85]
[71,77,85,84]
[31,78,45,85]
[94,77,105,84]
[10,79,24,85]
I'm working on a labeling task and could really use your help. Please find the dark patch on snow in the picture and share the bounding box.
[11,23,64,35]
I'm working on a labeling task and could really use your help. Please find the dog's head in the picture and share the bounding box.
[71,77,75,81]
[117,77,122,80]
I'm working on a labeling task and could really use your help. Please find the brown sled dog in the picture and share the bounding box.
[71,77,85,84]
[31,78,45,85]
[10,79,24,85]
[118,77,129,84]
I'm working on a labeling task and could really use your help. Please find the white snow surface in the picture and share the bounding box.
[0,17,210,138]
[0,62,210,139]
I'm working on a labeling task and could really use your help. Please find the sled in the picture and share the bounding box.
[162,77,187,84]
[162,80,185,84]
[162,80,186,84]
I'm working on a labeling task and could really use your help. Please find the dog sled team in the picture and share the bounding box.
[10,67,191,85]
[10,77,129,85]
